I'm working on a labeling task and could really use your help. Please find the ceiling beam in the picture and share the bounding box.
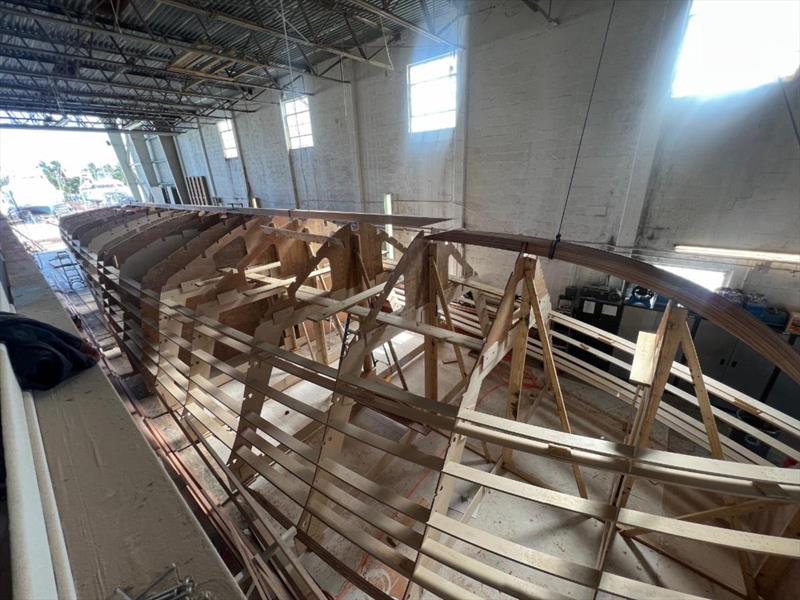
[342,0,463,48]
[0,79,254,114]
[0,57,271,104]
[0,29,271,97]
[0,97,203,120]
[0,5,347,87]
[156,0,393,70]
[0,122,186,134]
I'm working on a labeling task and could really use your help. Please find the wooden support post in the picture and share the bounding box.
[429,256,468,379]
[314,320,330,365]
[681,323,723,456]
[503,274,531,465]
[594,302,685,579]
[523,260,588,499]
[425,244,439,402]
[681,322,758,599]
[301,322,318,362]
[473,291,492,337]
[754,507,800,598]
[405,253,527,600]
[387,340,409,391]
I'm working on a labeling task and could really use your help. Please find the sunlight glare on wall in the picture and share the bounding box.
[672,0,800,98]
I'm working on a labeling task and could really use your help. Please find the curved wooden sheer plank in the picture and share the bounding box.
[427,229,800,385]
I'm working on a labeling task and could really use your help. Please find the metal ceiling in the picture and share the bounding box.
[0,0,463,133]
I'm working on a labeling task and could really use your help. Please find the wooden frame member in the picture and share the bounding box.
[60,206,800,600]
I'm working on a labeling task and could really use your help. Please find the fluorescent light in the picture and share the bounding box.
[674,245,800,264]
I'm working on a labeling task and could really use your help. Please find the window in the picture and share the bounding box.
[283,97,314,149]
[657,265,727,291]
[217,119,238,159]
[408,53,457,133]
[672,0,800,98]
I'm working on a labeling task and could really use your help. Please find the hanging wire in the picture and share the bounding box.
[554,0,617,243]
[278,0,296,98]
[379,16,394,71]
[341,59,348,119]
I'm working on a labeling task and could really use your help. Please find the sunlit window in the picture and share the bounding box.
[408,53,457,133]
[672,0,800,98]
[658,265,727,291]
[217,119,238,159]
[283,97,314,150]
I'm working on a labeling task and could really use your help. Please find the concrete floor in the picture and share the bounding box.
[37,250,746,600]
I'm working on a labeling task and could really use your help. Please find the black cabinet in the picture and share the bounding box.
[767,371,800,421]
[566,297,623,371]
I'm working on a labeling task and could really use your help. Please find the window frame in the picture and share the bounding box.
[407,52,458,134]
[282,96,314,150]
[217,119,239,160]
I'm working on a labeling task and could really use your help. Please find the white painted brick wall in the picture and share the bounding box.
[355,29,461,222]
[290,64,361,212]
[178,123,247,204]
[640,79,800,254]
[176,130,210,182]
[235,101,295,208]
